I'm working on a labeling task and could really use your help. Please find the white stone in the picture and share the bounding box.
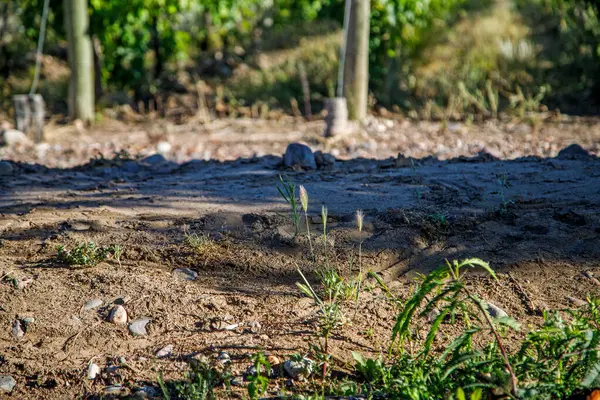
[0,129,31,147]
[87,363,100,380]
[157,141,172,154]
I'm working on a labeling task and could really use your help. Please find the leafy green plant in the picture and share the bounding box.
[358,260,600,400]
[276,174,301,236]
[184,230,215,253]
[296,268,346,378]
[173,361,221,400]
[56,242,113,267]
[246,352,271,400]
[109,244,123,267]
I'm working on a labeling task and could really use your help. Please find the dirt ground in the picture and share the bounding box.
[1,115,600,399]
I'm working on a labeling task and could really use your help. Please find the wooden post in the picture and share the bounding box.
[64,0,95,122]
[13,94,45,143]
[343,0,370,121]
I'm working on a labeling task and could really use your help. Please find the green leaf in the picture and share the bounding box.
[494,316,521,330]
[581,360,600,388]
[456,388,466,400]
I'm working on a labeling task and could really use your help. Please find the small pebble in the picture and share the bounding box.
[247,320,261,333]
[267,355,281,365]
[87,363,100,380]
[230,377,243,387]
[129,318,151,336]
[104,384,125,395]
[83,299,103,311]
[11,320,24,339]
[109,305,128,324]
[157,141,172,154]
[15,278,33,290]
[217,351,231,364]
[485,301,508,319]
[156,344,173,358]
[0,375,16,393]
[173,268,198,281]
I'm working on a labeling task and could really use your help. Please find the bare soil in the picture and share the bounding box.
[1,116,599,399]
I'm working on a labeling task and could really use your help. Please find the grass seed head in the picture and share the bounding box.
[356,209,364,232]
[299,185,309,213]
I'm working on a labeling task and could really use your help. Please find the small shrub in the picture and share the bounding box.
[56,242,113,267]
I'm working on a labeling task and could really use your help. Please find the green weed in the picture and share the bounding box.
[56,242,116,267]
[276,174,301,236]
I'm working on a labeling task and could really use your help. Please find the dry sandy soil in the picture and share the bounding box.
[1,115,600,399]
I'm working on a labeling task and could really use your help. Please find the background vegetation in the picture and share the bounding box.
[1,0,599,119]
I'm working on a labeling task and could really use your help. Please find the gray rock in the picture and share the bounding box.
[173,268,198,281]
[0,161,14,176]
[283,143,316,170]
[0,129,31,147]
[245,364,275,379]
[314,151,336,168]
[84,299,103,311]
[140,154,168,166]
[217,351,231,364]
[0,375,16,393]
[122,160,142,174]
[109,305,128,324]
[87,363,101,380]
[129,318,151,336]
[230,377,244,387]
[557,144,591,160]
[283,357,314,379]
[11,320,24,339]
[133,386,160,398]
[156,344,173,358]
[485,301,508,319]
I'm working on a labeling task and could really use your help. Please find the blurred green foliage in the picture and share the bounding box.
[1,0,599,116]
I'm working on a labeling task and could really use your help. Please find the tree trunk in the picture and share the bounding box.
[343,0,370,121]
[64,0,94,122]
